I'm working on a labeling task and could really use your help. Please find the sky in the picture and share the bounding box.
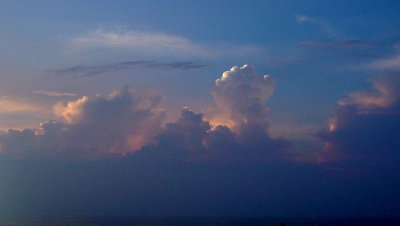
[0,0,400,218]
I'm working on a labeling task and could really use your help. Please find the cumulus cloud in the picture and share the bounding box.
[338,75,400,108]
[0,65,290,162]
[135,106,287,163]
[0,87,166,159]
[0,65,288,162]
[135,65,288,162]
[70,29,262,58]
[207,65,274,135]
[318,72,400,162]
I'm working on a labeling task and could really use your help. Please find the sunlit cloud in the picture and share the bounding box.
[0,96,43,113]
[207,65,274,134]
[0,66,288,161]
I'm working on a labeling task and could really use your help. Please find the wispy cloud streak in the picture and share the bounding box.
[33,90,78,97]
[48,61,210,78]
[295,14,343,39]
[69,29,262,58]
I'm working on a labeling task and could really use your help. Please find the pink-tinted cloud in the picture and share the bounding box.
[0,87,166,159]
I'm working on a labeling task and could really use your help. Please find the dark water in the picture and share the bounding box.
[0,217,399,226]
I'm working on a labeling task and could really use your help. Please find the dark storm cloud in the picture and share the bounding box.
[48,61,210,78]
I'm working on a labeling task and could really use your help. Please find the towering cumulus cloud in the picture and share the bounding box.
[0,87,165,159]
[208,65,274,134]
[318,73,400,162]
[137,65,287,162]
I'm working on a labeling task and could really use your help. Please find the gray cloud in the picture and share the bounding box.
[48,61,210,78]
[135,107,288,163]
[33,90,78,97]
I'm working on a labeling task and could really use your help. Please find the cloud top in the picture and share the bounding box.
[209,65,274,134]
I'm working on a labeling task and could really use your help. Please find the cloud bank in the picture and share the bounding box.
[1,65,400,218]
[1,87,166,159]
[0,65,287,161]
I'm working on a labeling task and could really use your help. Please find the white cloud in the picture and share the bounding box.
[69,29,262,58]
[207,65,275,134]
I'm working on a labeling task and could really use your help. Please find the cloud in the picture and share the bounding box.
[0,87,166,159]
[135,65,288,162]
[48,61,210,78]
[69,29,262,58]
[0,96,43,114]
[338,75,400,108]
[0,96,53,131]
[135,107,287,163]
[370,54,400,71]
[207,65,274,134]
[1,66,400,218]
[0,65,288,161]
[33,90,78,97]
[318,71,400,162]
[294,14,342,39]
